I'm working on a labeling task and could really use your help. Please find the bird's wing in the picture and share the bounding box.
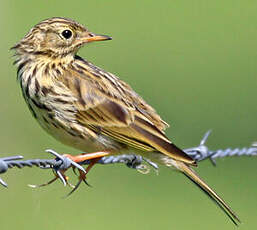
[73,55,169,131]
[62,58,196,165]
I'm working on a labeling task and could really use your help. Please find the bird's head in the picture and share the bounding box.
[12,17,112,57]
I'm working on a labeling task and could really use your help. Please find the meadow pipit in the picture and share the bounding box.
[12,17,240,224]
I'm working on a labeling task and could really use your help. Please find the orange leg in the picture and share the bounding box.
[64,151,110,163]
[64,152,110,196]
[72,158,101,187]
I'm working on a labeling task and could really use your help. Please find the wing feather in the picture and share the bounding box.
[60,58,196,165]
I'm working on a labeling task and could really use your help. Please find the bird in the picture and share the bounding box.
[12,17,240,225]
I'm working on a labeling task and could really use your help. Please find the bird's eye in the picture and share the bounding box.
[61,30,73,39]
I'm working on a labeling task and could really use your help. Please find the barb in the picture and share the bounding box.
[184,130,257,166]
[0,131,256,188]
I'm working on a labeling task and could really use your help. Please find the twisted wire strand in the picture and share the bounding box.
[0,131,256,187]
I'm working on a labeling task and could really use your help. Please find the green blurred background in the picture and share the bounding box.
[0,0,256,229]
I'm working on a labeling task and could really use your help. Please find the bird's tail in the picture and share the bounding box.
[175,161,241,226]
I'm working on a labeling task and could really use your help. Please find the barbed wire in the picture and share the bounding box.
[0,130,256,188]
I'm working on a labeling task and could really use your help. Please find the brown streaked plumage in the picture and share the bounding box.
[12,17,240,224]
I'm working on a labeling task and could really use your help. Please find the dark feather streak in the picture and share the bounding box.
[25,75,32,98]
[27,103,37,118]
[54,98,69,104]
[43,116,49,124]
[41,86,50,96]
[31,98,51,111]
[55,69,61,75]
[51,122,59,128]
[44,63,50,75]
[17,59,30,75]
[32,66,37,76]
[34,78,40,96]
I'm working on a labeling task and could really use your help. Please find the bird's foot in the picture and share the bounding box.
[65,157,102,196]
[28,150,109,196]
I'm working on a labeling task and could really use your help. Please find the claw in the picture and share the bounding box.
[65,179,82,197]
[82,178,92,187]
[28,176,58,188]
[72,167,78,176]
[64,162,93,197]
[65,170,91,197]
[28,169,69,188]
[67,182,75,188]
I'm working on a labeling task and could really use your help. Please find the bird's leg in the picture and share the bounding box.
[63,151,110,163]
[64,152,110,196]
[79,157,101,182]
[63,151,110,185]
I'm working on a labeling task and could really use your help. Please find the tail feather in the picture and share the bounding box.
[176,161,240,225]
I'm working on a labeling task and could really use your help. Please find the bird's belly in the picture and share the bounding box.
[27,101,177,164]
[42,122,97,153]
[29,103,123,153]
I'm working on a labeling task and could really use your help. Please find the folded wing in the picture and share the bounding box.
[63,59,196,165]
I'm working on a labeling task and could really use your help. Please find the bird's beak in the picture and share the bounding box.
[85,34,112,43]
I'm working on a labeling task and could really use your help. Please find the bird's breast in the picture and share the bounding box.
[15,58,124,153]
